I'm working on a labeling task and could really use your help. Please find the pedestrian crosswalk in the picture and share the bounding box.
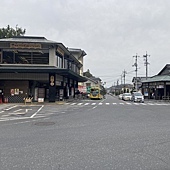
[65,102,170,106]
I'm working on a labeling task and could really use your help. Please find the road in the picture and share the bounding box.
[0,95,170,170]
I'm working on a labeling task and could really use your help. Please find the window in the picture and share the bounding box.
[56,55,62,68]
[64,59,68,69]
[2,50,49,64]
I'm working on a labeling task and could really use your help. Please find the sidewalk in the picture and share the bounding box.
[0,103,16,110]
[0,97,84,109]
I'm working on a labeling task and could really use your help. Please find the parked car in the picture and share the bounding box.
[118,94,123,100]
[131,92,144,102]
[122,93,132,101]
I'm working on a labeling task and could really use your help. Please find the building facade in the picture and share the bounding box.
[141,64,170,99]
[0,36,87,103]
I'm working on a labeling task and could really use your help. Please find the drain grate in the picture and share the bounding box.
[34,122,55,126]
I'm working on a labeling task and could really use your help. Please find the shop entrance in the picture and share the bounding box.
[0,89,3,103]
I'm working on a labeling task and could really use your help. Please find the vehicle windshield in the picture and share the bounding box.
[91,89,99,94]
[134,92,143,96]
[124,93,131,96]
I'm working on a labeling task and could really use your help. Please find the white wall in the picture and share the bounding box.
[49,48,56,66]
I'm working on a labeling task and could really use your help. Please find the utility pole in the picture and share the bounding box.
[132,54,140,91]
[143,51,150,80]
[123,70,127,93]
[114,82,116,95]
[117,79,119,86]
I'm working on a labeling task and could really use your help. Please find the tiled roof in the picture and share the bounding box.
[0,36,57,44]
[142,75,170,83]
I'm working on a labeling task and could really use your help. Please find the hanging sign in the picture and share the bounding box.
[50,76,55,86]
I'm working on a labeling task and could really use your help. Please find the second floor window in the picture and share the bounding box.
[1,50,49,64]
[56,55,62,68]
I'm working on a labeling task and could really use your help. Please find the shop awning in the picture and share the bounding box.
[0,66,87,82]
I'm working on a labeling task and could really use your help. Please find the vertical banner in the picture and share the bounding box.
[49,73,56,102]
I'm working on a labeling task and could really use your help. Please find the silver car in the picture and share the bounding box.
[131,92,144,102]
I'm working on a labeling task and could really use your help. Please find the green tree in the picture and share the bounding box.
[0,25,26,39]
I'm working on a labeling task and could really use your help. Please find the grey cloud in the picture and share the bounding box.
[1,0,170,86]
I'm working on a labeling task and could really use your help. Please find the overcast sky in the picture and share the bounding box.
[1,0,170,87]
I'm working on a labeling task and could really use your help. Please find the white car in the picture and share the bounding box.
[131,92,144,102]
[118,94,123,100]
[122,93,132,101]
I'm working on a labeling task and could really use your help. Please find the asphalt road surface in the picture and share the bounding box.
[0,95,170,170]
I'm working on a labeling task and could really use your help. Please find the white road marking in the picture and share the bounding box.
[11,108,32,115]
[4,105,17,111]
[30,116,46,118]
[71,103,76,105]
[30,105,44,118]
[12,112,26,115]
[155,103,162,105]
[35,113,54,116]
[0,111,4,113]
[14,109,23,112]
[65,102,170,106]
[148,103,154,105]
[92,106,97,109]
[1,115,9,117]
[26,109,32,112]
[0,116,31,121]
[134,103,139,105]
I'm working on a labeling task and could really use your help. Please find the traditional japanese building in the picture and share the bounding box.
[142,64,170,99]
[0,36,87,103]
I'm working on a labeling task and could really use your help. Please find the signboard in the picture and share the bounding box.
[38,98,44,102]
[86,87,91,93]
[10,43,41,49]
[78,86,87,93]
[157,85,164,88]
[144,92,148,96]
[10,89,15,96]
[50,76,55,86]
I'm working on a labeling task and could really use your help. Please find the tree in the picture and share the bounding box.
[0,25,26,39]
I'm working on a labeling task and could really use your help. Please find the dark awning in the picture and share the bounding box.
[0,66,87,82]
